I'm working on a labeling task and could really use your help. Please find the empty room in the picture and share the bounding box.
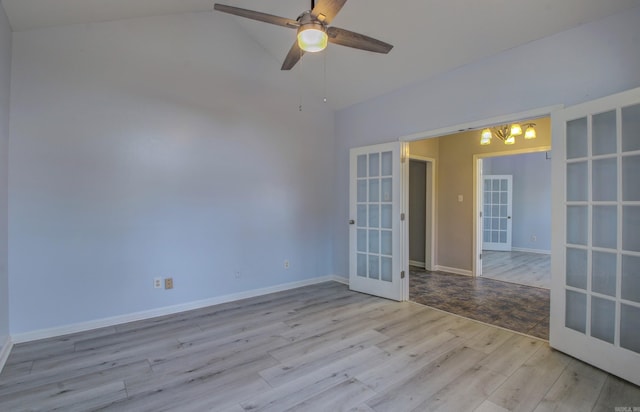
[1,0,640,410]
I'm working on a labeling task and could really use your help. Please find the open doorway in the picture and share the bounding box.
[478,152,552,289]
[407,115,552,339]
[408,156,435,271]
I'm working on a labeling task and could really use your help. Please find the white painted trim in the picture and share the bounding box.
[474,157,483,277]
[511,247,551,255]
[0,335,13,374]
[409,260,426,268]
[398,105,563,142]
[435,265,473,277]
[12,275,340,343]
[329,275,349,285]
[402,142,411,301]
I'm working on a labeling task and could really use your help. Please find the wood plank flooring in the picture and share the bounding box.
[1,282,639,411]
[482,251,551,289]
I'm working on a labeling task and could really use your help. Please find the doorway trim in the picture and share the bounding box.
[409,155,437,271]
[399,106,563,142]
[397,105,563,281]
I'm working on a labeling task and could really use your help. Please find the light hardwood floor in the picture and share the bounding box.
[482,251,551,289]
[1,282,639,411]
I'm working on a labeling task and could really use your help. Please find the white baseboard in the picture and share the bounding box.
[511,247,551,255]
[409,260,426,268]
[329,275,349,285]
[0,335,12,374]
[12,275,341,344]
[434,265,473,277]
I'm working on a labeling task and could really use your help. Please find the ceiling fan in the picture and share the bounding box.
[213,0,393,70]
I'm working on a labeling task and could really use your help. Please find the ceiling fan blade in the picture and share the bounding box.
[214,4,299,29]
[326,27,393,54]
[311,0,347,24]
[281,40,305,70]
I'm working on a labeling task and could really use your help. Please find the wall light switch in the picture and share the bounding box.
[458,195,463,202]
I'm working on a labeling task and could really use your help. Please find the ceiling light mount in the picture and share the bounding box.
[480,123,536,145]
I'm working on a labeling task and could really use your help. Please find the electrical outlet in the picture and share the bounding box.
[531,235,537,242]
[284,260,290,269]
[154,278,162,289]
[164,277,174,290]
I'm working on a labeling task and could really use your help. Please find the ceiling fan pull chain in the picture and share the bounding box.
[323,51,327,103]
[299,46,303,111]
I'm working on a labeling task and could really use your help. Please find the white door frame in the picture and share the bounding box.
[473,148,551,276]
[409,155,437,271]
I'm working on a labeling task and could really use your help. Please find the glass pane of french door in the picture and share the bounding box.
[482,175,512,251]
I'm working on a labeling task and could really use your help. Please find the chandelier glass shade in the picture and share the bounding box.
[480,123,536,145]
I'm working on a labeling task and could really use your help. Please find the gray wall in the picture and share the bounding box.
[332,7,640,278]
[8,12,335,334]
[409,160,426,263]
[0,6,11,345]
[484,152,551,252]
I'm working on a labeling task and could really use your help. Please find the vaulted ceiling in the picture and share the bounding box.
[2,0,640,108]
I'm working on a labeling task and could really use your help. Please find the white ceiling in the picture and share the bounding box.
[3,0,640,109]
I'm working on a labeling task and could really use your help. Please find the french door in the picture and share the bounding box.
[482,175,513,252]
[349,142,406,301]
[551,86,640,386]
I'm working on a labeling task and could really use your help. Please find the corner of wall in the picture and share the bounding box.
[0,0,13,350]
[0,335,12,373]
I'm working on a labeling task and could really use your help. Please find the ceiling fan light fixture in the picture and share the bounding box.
[297,23,328,52]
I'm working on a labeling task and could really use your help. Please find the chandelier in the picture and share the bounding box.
[480,123,536,145]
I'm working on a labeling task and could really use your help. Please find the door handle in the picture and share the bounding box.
[507,216,511,219]
[349,220,355,225]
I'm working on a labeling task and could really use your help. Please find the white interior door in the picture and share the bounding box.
[551,86,640,386]
[482,175,513,252]
[349,142,405,301]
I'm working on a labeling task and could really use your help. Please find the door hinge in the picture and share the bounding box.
[401,271,405,279]
[480,211,483,218]
[401,213,405,221]
[479,253,482,260]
